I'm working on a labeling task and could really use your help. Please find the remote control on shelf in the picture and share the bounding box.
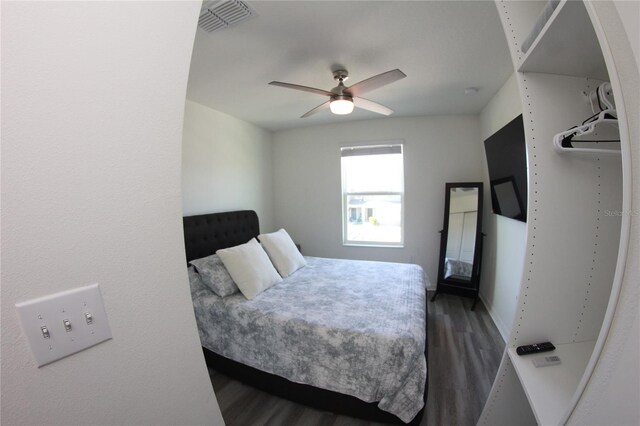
[516,341,556,355]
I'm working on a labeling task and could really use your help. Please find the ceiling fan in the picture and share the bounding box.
[269,68,406,118]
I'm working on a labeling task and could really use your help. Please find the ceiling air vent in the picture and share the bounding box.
[198,0,256,33]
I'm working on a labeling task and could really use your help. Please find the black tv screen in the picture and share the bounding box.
[484,114,527,222]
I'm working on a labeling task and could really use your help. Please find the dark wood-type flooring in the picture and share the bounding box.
[209,292,505,426]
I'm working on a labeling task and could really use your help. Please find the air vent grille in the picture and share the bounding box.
[198,0,256,33]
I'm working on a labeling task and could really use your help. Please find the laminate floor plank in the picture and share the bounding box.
[263,400,304,426]
[209,292,505,425]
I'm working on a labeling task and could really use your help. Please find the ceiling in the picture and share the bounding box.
[186,1,513,132]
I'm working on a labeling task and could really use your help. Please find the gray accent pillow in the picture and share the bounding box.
[189,254,238,297]
[187,265,210,296]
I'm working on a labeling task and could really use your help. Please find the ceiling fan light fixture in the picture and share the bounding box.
[330,96,354,115]
[270,68,405,118]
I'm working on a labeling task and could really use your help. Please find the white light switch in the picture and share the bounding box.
[15,283,112,367]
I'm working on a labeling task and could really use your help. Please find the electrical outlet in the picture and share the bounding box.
[15,283,112,367]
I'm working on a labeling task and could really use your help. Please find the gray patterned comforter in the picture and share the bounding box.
[190,256,428,423]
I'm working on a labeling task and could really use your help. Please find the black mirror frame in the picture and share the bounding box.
[431,182,485,310]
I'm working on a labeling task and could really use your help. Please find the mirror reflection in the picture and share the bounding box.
[433,182,483,310]
[444,187,479,282]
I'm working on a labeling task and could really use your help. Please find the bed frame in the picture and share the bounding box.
[183,210,427,425]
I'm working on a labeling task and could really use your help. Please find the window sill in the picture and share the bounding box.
[342,243,405,249]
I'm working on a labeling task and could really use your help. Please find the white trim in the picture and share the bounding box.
[340,139,405,149]
[342,243,405,248]
[341,145,402,157]
[478,292,509,343]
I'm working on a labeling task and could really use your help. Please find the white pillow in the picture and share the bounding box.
[216,238,282,300]
[258,228,306,278]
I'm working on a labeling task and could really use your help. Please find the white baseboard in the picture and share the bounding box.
[479,292,509,343]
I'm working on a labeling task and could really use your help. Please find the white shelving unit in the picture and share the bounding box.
[507,341,596,425]
[518,0,608,80]
[479,1,627,425]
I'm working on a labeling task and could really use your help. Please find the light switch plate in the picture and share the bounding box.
[15,283,112,367]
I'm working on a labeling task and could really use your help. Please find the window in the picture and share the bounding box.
[341,143,404,246]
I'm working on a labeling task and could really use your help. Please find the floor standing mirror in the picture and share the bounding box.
[431,182,484,309]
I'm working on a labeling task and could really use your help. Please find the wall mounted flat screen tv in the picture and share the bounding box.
[484,114,527,222]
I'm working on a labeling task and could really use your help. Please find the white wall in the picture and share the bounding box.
[182,100,275,231]
[478,73,527,340]
[1,3,224,425]
[272,115,483,287]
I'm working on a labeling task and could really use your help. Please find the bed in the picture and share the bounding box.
[183,210,428,424]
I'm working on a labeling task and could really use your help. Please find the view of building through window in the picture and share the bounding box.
[341,144,404,246]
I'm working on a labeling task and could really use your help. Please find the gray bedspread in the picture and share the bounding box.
[190,256,428,423]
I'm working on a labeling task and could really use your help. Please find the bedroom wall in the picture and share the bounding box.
[1,2,224,425]
[478,73,526,341]
[182,100,275,231]
[272,115,484,288]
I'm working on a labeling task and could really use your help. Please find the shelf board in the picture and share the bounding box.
[507,340,596,426]
[518,0,608,80]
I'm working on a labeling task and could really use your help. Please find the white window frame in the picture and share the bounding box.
[340,142,405,247]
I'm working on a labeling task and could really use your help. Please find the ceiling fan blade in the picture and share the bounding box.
[354,97,394,116]
[344,69,406,97]
[301,100,330,118]
[269,81,334,97]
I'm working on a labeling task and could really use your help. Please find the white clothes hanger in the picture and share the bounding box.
[553,109,621,155]
[587,82,615,114]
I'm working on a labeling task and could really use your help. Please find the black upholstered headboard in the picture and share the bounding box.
[183,210,260,263]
